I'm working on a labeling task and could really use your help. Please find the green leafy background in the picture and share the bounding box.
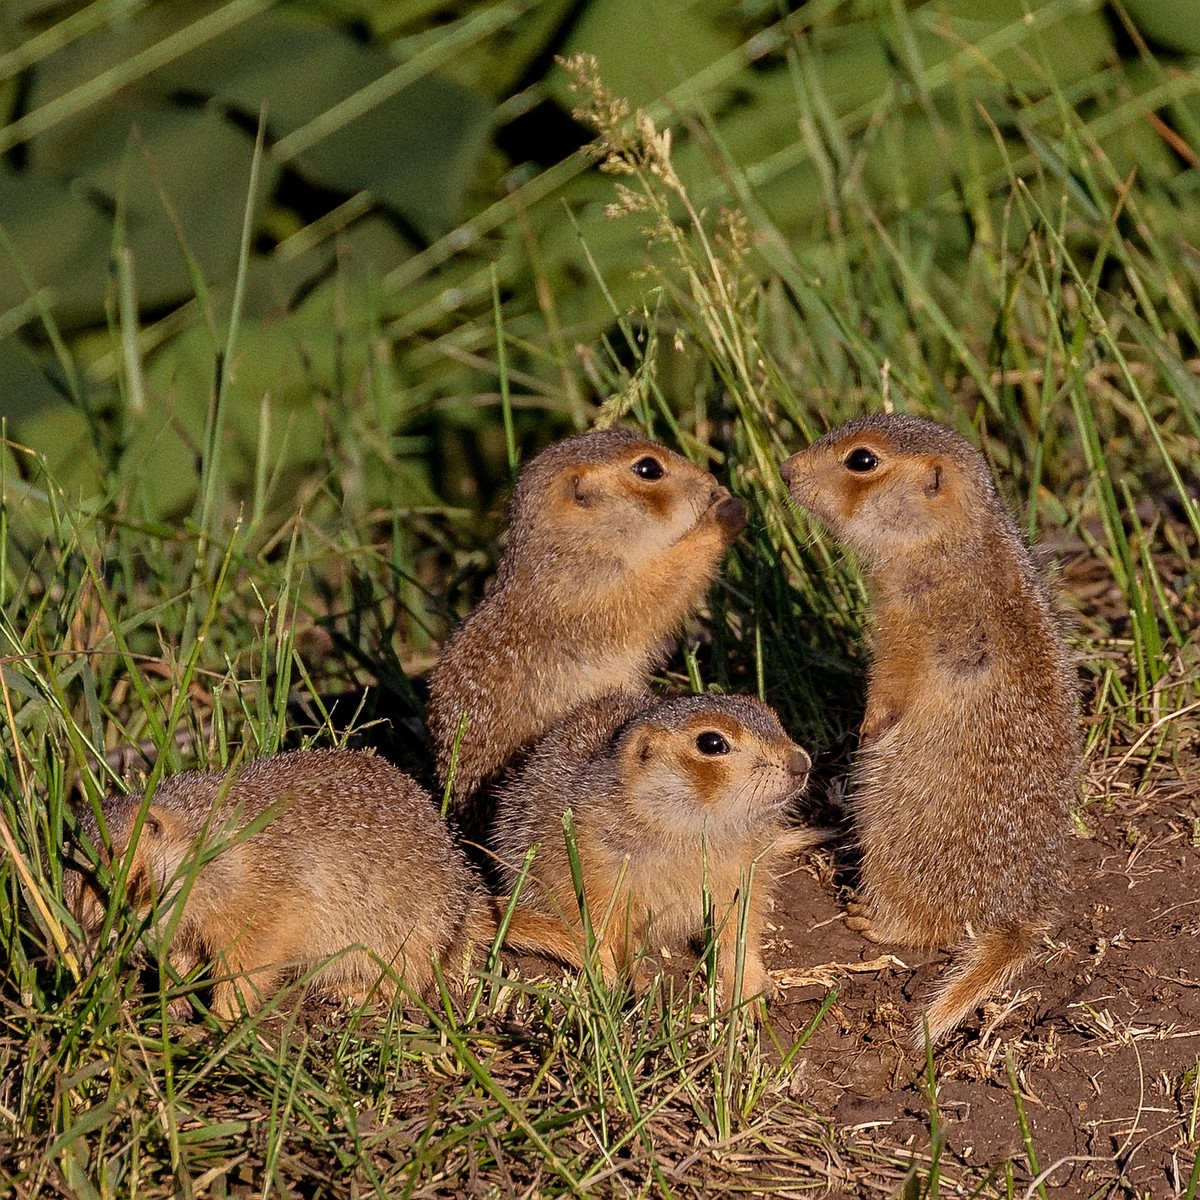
[4,0,1197,528]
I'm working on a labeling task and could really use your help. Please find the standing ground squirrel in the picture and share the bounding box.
[65,749,572,1020]
[781,413,1080,1044]
[490,691,813,1004]
[427,427,747,818]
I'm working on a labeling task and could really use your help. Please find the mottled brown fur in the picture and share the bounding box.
[428,428,746,817]
[64,749,565,1019]
[491,691,813,1005]
[781,413,1080,1045]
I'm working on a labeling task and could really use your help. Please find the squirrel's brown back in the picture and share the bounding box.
[66,749,494,1017]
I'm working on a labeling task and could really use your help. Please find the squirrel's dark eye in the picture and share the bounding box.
[632,456,664,481]
[844,448,879,473]
[696,731,730,756]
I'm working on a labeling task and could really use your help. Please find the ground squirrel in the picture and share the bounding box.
[428,427,747,819]
[490,691,813,1004]
[781,413,1080,1045]
[65,749,573,1020]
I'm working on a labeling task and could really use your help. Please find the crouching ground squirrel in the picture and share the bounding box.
[490,691,814,1004]
[65,749,573,1020]
[781,413,1080,1045]
[428,427,747,819]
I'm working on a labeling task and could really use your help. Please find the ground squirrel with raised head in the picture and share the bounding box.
[490,691,813,1003]
[428,427,747,817]
[65,749,574,1020]
[781,413,1080,1045]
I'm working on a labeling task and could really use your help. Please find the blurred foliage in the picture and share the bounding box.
[1,0,1198,535]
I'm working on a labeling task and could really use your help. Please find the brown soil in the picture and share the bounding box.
[761,755,1200,1196]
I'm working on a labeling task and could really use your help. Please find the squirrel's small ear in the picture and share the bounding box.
[138,804,182,846]
[923,460,943,498]
[558,470,594,508]
[624,727,656,767]
[572,473,595,508]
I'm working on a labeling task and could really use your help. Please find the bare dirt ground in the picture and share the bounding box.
[761,755,1200,1196]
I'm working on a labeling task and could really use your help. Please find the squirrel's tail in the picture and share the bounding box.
[500,907,588,969]
[916,922,1037,1047]
[468,902,586,970]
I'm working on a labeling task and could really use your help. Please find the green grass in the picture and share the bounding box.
[3,4,1200,1196]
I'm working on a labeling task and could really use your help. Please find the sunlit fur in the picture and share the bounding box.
[64,749,568,1020]
[428,428,746,817]
[490,691,814,1006]
[782,414,1080,1045]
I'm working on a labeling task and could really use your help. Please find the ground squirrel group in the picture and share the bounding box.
[68,414,1081,1048]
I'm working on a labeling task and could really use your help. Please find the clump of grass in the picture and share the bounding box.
[556,41,1198,753]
